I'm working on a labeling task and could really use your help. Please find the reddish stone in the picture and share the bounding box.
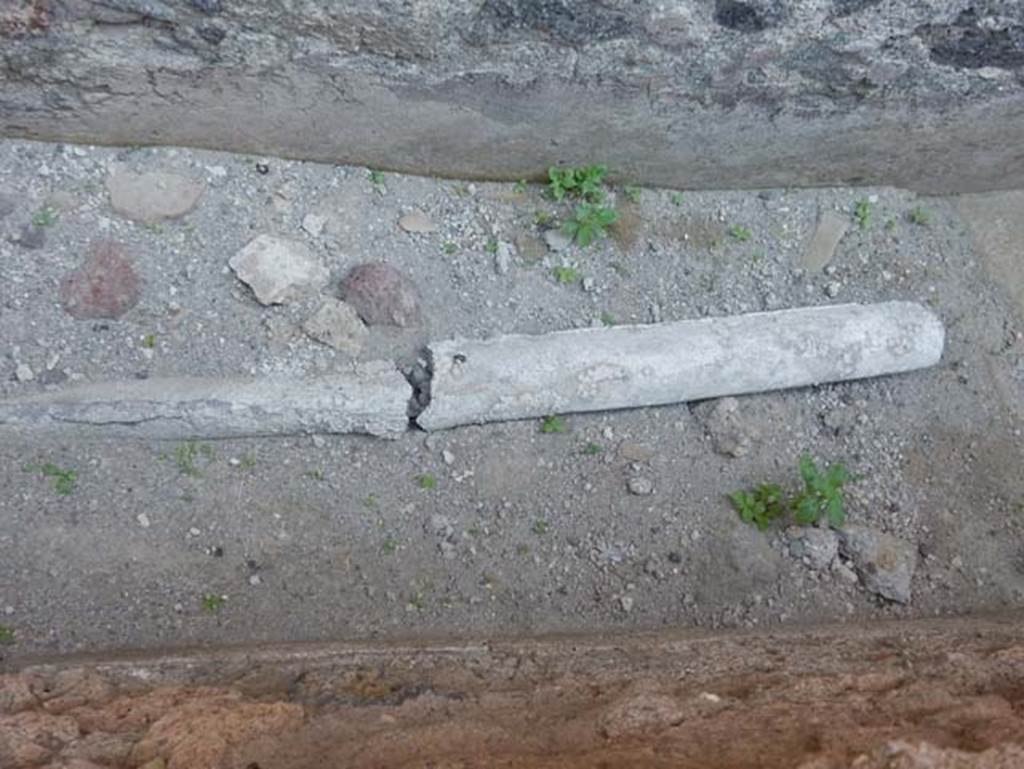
[339,262,421,327]
[60,240,139,320]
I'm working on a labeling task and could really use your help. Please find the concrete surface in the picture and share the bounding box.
[2,2,1024,192]
[420,302,944,430]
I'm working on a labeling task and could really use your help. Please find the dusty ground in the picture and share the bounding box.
[1,139,1023,661]
[2,617,1024,768]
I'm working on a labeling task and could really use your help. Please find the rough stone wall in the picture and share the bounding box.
[2,1,1023,192]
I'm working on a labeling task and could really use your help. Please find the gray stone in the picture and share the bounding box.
[14,363,34,382]
[544,229,572,252]
[13,224,45,250]
[419,302,944,431]
[398,209,437,233]
[0,364,410,439]
[340,262,422,327]
[787,527,839,570]
[494,241,513,274]
[4,3,1023,193]
[695,397,754,458]
[301,213,326,237]
[302,298,368,355]
[801,210,849,272]
[229,234,329,305]
[627,477,654,496]
[105,171,204,224]
[837,524,917,604]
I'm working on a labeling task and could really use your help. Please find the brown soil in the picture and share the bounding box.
[3,615,1024,768]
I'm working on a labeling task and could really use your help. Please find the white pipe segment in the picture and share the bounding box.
[0,362,410,439]
[417,302,944,431]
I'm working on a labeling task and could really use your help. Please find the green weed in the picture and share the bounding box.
[729,484,786,531]
[728,224,752,242]
[729,454,850,530]
[540,415,567,434]
[174,441,213,477]
[368,170,385,186]
[513,179,528,194]
[0,625,13,645]
[142,334,157,349]
[623,186,642,204]
[485,238,499,254]
[416,473,438,490]
[670,192,684,207]
[853,198,871,229]
[32,206,58,228]
[381,536,398,555]
[552,265,581,285]
[562,203,617,247]
[201,593,226,613]
[532,519,550,535]
[534,210,554,227]
[25,462,77,496]
[582,442,603,455]
[907,206,931,226]
[600,311,616,327]
[443,241,457,255]
[547,164,608,203]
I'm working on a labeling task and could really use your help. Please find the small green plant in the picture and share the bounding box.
[25,462,77,496]
[32,206,58,227]
[884,217,897,232]
[532,519,550,535]
[670,192,684,207]
[547,164,608,203]
[600,311,616,327]
[237,454,257,471]
[728,484,786,531]
[792,454,849,527]
[381,536,398,555]
[513,179,528,194]
[201,593,226,613]
[730,454,850,531]
[364,493,379,510]
[368,169,385,186]
[484,238,498,254]
[907,206,931,226]
[853,198,872,229]
[443,241,457,255]
[304,469,324,481]
[416,473,437,490]
[540,415,567,434]
[582,442,603,455]
[552,265,581,285]
[728,224,752,242]
[623,185,642,204]
[0,625,15,645]
[142,334,157,349]
[174,441,213,477]
[562,203,617,247]
[515,543,530,556]
[534,210,554,227]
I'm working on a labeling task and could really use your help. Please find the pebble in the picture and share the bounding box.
[619,595,635,613]
[544,229,572,252]
[188,527,201,537]
[106,170,205,224]
[302,298,368,354]
[442,450,455,465]
[340,262,422,327]
[618,442,656,462]
[301,213,327,236]
[136,513,151,528]
[14,363,34,382]
[494,241,514,274]
[398,209,438,233]
[249,574,262,586]
[60,240,140,320]
[824,280,842,298]
[229,234,329,305]
[787,526,838,570]
[627,477,654,496]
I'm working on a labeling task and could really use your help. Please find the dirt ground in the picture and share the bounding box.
[1,139,1023,662]
[3,616,1024,768]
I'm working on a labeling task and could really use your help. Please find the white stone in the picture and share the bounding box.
[15,364,34,382]
[136,513,151,528]
[302,213,327,236]
[229,234,329,305]
[544,229,572,252]
[418,302,944,431]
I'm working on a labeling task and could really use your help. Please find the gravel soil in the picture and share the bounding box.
[0,139,1022,662]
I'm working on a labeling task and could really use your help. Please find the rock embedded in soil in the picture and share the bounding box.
[229,234,329,305]
[695,396,755,458]
[59,240,140,320]
[787,527,839,571]
[801,210,850,272]
[627,477,654,496]
[397,209,437,233]
[105,171,204,224]
[544,229,572,252]
[340,262,422,327]
[837,524,917,604]
[302,298,367,355]
[13,224,45,250]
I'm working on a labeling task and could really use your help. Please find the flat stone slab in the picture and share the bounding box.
[106,171,204,224]
[418,302,944,431]
[0,363,410,439]
[801,210,850,272]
